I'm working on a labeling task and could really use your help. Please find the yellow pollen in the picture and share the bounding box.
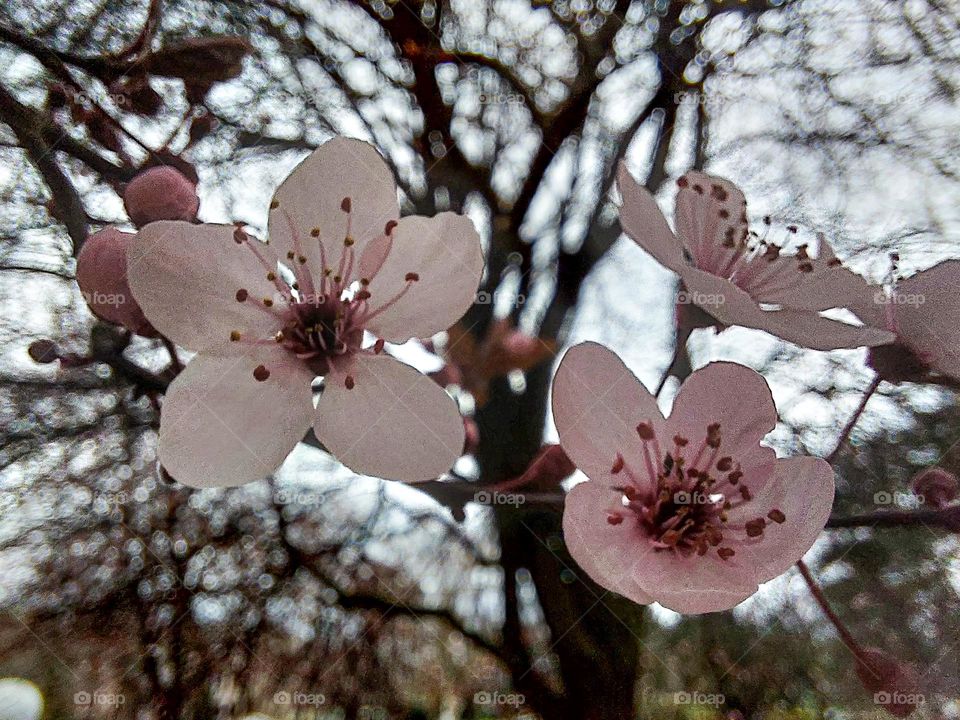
[344,236,355,246]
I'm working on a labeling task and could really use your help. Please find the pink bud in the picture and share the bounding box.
[911,467,958,509]
[463,417,480,454]
[123,166,199,228]
[516,444,576,489]
[429,363,463,388]
[855,648,922,718]
[28,339,59,364]
[76,227,155,336]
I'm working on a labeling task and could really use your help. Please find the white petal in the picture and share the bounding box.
[128,222,284,351]
[314,352,464,482]
[362,213,485,342]
[562,482,656,605]
[552,342,665,489]
[159,345,315,488]
[616,163,686,271]
[893,260,960,379]
[268,137,399,289]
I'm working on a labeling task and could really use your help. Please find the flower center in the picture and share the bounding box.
[604,421,786,561]
[227,197,418,387]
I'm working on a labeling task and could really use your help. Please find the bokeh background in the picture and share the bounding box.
[0,0,958,718]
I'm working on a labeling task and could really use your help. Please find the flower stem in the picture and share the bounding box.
[796,559,871,665]
[826,375,881,464]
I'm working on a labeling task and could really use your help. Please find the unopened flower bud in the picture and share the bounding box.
[123,167,199,227]
[855,648,921,718]
[463,417,480,454]
[27,339,59,364]
[515,444,576,489]
[76,227,154,336]
[910,467,957,509]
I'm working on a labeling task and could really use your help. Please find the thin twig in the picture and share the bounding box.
[826,375,881,464]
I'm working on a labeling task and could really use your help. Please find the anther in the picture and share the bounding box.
[230,331,241,342]
[311,227,320,237]
[385,219,398,235]
[270,199,279,210]
[253,365,270,382]
[267,271,276,281]
[673,435,688,447]
[611,453,625,474]
[767,508,786,524]
[727,470,743,485]
[405,272,420,282]
[345,375,355,390]
[739,486,752,501]
[636,422,655,440]
[717,547,736,560]
[341,197,352,213]
[607,513,624,526]
[745,518,766,537]
[373,338,385,354]
[706,423,722,448]
[235,289,249,302]
[262,298,274,307]
[717,457,733,472]
[677,176,689,188]
[344,237,355,247]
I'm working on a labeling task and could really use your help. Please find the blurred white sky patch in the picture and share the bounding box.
[0,679,42,720]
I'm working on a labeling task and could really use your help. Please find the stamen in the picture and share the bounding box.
[611,453,625,474]
[253,365,270,382]
[767,508,786,524]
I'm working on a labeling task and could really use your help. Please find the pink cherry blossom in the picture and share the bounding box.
[76,227,155,336]
[123,166,199,228]
[553,342,834,613]
[127,137,484,488]
[617,164,895,350]
[851,261,960,383]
